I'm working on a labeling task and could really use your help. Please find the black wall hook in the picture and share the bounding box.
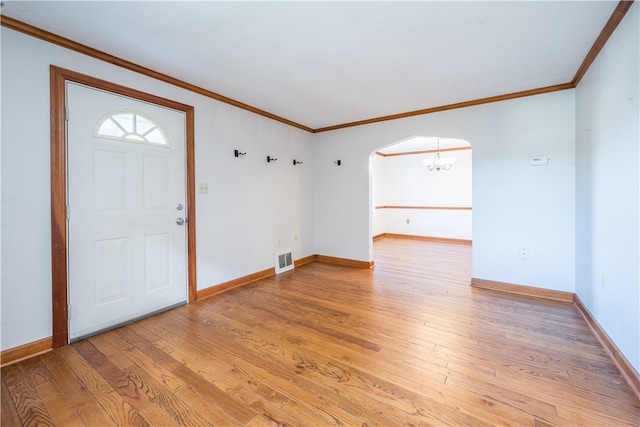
[267,156,278,163]
[334,160,342,166]
[234,149,246,157]
[293,159,303,165]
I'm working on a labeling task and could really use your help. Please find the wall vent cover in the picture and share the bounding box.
[275,249,294,274]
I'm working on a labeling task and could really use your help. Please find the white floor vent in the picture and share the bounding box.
[275,249,294,274]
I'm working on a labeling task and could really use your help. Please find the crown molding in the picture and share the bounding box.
[376,146,472,157]
[0,15,314,133]
[313,83,575,133]
[572,0,635,86]
[2,0,633,134]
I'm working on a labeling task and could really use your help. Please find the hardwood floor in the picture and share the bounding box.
[2,238,639,426]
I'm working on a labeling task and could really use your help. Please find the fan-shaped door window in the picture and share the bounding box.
[94,109,170,147]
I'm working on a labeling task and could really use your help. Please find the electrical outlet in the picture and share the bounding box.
[406,218,410,224]
[198,183,209,194]
[519,248,529,260]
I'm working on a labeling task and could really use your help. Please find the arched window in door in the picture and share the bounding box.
[94,109,170,147]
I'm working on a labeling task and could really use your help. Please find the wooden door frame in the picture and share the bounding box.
[50,66,197,347]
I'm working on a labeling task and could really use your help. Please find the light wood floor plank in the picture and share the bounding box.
[0,371,22,426]
[2,363,56,427]
[57,345,149,426]
[116,325,258,424]
[2,238,639,426]
[38,350,117,427]
[34,380,86,426]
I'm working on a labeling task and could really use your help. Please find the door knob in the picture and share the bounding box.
[176,217,185,225]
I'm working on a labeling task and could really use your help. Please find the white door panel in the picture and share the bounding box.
[67,83,187,340]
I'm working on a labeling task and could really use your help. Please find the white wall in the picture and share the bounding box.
[1,28,315,351]
[575,2,639,373]
[372,154,386,237]
[314,90,576,292]
[372,149,472,240]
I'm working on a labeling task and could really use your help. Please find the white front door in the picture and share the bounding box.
[67,83,188,340]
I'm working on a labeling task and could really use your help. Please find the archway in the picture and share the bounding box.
[369,135,472,260]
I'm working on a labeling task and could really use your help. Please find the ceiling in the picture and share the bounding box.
[1,1,618,132]
[377,136,469,155]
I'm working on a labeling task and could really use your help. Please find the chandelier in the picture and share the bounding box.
[424,138,455,171]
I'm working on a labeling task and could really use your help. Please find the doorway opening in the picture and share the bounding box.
[369,135,472,262]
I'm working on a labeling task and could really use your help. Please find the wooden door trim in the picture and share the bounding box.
[50,65,197,347]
